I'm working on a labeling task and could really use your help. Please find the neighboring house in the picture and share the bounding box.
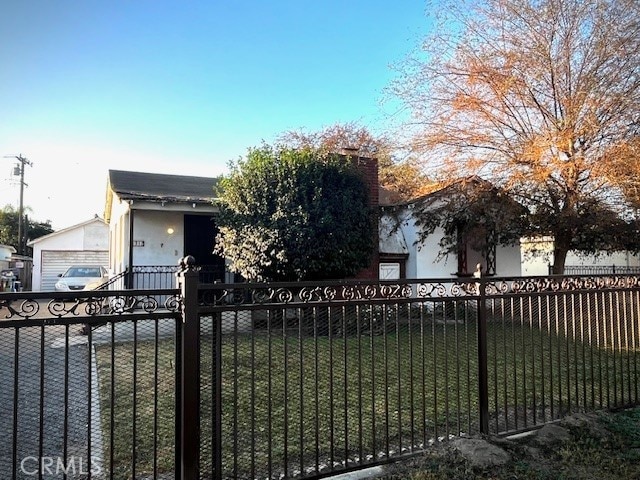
[27,216,109,291]
[104,169,227,287]
[378,179,522,280]
[0,244,16,271]
[521,236,640,275]
[1,244,17,291]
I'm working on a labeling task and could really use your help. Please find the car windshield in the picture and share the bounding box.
[64,267,103,278]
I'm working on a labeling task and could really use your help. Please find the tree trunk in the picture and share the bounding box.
[552,236,571,275]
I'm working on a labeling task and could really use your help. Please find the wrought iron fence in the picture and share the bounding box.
[192,272,640,479]
[551,264,640,275]
[0,289,182,480]
[99,265,228,291]
[1,266,640,480]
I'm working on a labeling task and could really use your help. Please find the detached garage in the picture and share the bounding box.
[28,216,109,291]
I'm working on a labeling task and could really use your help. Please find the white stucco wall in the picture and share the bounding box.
[131,210,184,265]
[0,244,15,270]
[107,193,220,276]
[107,196,131,274]
[495,244,522,277]
[521,237,640,275]
[382,211,522,279]
[411,225,459,278]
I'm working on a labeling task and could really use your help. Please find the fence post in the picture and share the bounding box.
[213,282,223,480]
[177,255,200,480]
[477,277,489,434]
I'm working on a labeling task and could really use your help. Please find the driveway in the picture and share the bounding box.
[0,323,102,479]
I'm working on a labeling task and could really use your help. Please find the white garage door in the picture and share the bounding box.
[41,250,109,291]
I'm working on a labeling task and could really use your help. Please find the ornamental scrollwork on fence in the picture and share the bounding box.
[164,294,182,311]
[132,265,180,274]
[0,293,181,319]
[415,282,474,298]
[1,298,40,319]
[250,287,295,304]
[342,284,379,301]
[484,280,510,295]
[502,275,640,295]
[379,283,413,299]
[298,286,337,302]
[193,273,640,309]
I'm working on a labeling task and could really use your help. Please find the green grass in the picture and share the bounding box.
[95,332,177,479]
[94,306,640,479]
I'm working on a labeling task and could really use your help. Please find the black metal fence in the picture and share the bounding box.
[551,264,640,275]
[1,265,640,479]
[0,289,182,480]
[102,265,228,291]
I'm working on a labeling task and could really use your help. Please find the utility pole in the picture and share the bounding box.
[4,154,32,255]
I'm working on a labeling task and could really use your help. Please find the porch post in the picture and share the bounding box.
[127,208,135,288]
[177,255,200,480]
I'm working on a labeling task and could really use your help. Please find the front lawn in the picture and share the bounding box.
[95,308,638,479]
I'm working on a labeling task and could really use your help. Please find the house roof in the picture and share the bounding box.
[382,176,498,208]
[27,216,107,246]
[104,170,220,223]
[107,169,219,203]
[0,244,17,253]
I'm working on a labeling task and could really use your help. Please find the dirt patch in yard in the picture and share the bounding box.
[379,407,640,480]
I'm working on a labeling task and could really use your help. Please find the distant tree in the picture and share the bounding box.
[392,0,640,273]
[0,205,54,255]
[214,144,375,281]
[277,122,433,202]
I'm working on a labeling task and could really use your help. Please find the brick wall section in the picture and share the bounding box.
[342,154,379,280]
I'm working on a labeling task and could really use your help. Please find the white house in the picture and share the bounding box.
[0,244,16,271]
[521,236,640,275]
[378,179,522,280]
[27,216,109,291]
[104,169,229,287]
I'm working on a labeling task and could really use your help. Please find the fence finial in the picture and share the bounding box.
[179,255,196,271]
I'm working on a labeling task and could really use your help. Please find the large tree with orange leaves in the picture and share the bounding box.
[393,0,640,273]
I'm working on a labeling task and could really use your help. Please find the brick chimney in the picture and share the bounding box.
[339,150,379,280]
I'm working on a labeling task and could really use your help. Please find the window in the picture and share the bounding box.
[379,262,401,280]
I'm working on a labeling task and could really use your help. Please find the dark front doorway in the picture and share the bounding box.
[183,214,226,282]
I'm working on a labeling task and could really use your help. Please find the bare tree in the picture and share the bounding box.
[393,0,640,273]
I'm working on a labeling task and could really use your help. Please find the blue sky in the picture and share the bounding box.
[0,1,430,230]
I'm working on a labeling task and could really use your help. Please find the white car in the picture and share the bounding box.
[55,265,110,292]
